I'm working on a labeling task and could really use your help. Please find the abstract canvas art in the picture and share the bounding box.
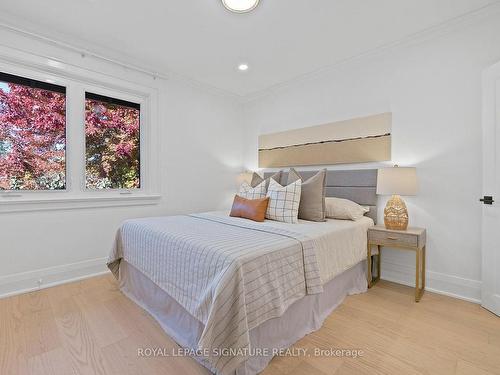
[258,113,391,167]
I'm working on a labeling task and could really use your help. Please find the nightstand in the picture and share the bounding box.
[367,225,427,302]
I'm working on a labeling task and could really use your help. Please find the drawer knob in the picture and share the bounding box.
[386,236,399,240]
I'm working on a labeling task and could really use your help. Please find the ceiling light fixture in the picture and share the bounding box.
[222,0,260,13]
[238,63,249,71]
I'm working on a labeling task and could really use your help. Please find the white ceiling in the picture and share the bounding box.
[0,0,496,97]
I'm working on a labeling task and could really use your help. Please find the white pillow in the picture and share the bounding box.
[238,181,267,199]
[325,197,369,221]
[266,179,302,223]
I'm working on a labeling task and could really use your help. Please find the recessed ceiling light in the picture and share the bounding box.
[238,64,249,71]
[222,0,260,13]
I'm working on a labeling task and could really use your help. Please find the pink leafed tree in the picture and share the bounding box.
[85,99,140,189]
[0,83,66,190]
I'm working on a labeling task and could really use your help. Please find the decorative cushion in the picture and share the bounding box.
[251,171,282,189]
[237,181,267,199]
[287,168,327,222]
[265,179,302,223]
[230,195,270,222]
[325,197,369,221]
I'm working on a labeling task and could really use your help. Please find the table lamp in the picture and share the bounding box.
[376,165,417,230]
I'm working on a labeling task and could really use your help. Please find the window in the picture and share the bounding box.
[0,72,66,190]
[85,93,140,189]
[0,56,160,213]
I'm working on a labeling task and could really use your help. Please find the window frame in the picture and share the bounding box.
[0,52,161,213]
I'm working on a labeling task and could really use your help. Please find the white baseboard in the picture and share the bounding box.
[381,260,482,304]
[481,292,500,315]
[0,256,483,305]
[0,257,110,299]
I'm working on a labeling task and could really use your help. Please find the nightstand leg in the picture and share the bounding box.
[415,248,421,302]
[377,245,381,281]
[367,244,372,288]
[421,246,426,293]
[415,247,426,302]
[367,244,381,288]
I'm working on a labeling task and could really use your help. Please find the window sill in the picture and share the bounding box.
[0,194,161,213]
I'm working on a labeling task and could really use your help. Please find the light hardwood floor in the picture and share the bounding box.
[1,274,499,375]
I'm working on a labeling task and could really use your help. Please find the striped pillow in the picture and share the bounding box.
[237,181,267,199]
[266,179,302,223]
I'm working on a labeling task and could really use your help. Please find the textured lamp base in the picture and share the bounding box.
[384,195,409,230]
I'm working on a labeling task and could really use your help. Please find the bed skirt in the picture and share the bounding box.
[118,260,368,375]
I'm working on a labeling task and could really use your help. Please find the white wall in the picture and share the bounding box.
[0,28,244,296]
[242,11,500,302]
[2,10,500,303]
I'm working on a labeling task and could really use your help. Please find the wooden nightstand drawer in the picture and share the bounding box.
[368,229,417,247]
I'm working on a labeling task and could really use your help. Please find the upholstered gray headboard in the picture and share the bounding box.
[264,169,378,223]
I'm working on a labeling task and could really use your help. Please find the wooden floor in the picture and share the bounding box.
[1,275,499,375]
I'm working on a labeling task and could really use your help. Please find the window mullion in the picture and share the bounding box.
[66,85,85,194]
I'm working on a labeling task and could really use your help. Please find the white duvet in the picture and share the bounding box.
[241,212,374,284]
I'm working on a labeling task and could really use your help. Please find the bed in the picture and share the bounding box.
[107,169,377,375]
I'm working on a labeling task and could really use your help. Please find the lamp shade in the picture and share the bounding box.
[376,167,417,196]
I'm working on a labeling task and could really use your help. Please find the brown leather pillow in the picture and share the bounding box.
[230,195,269,222]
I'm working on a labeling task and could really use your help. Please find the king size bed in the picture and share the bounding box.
[107,169,377,375]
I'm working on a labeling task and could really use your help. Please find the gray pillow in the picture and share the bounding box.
[251,171,282,189]
[287,168,327,222]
